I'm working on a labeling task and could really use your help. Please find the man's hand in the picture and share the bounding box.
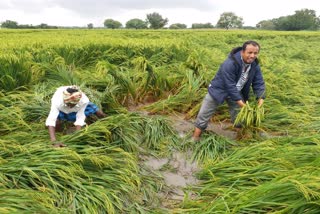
[258,99,264,107]
[75,125,82,131]
[236,100,246,108]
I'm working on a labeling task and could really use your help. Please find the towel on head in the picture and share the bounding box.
[63,86,82,104]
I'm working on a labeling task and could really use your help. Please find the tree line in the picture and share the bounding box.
[1,9,319,31]
[256,9,320,30]
[1,20,58,29]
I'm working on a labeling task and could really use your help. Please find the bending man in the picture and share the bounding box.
[46,85,106,146]
[193,40,266,141]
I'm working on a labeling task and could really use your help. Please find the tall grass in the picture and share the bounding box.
[0,53,32,91]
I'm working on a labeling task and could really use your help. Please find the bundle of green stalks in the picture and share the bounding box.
[234,101,265,128]
[191,133,236,163]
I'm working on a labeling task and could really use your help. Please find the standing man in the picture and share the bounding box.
[193,41,265,141]
[46,85,106,146]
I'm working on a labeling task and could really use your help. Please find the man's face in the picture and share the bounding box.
[241,44,259,64]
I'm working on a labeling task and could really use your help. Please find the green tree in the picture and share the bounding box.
[1,20,18,28]
[256,20,275,30]
[87,23,94,29]
[216,12,243,29]
[18,24,33,29]
[191,23,214,29]
[169,23,187,29]
[259,9,320,31]
[125,18,147,29]
[273,16,292,30]
[104,19,122,29]
[39,23,48,29]
[146,12,168,29]
[288,9,319,30]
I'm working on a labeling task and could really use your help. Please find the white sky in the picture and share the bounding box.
[0,0,319,27]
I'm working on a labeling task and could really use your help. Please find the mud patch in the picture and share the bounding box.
[143,151,199,207]
[131,104,240,209]
[129,103,238,140]
[168,113,238,140]
[65,126,77,135]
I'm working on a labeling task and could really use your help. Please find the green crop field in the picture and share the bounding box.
[0,29,320,213]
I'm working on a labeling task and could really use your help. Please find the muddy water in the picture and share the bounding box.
[143,151,199,204]
[168,113,237,140]
[146,113,238,207]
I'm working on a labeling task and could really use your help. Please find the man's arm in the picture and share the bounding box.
[252,66,266,100]
[48,126,57,142]
[46,103,60,142]
[74,103,88,127]
[221,62,243,102]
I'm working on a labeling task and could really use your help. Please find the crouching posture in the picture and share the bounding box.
[45,86,106,146]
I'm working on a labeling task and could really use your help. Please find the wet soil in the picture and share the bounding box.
[143,150,199,207]
[167,112,237,140]
[66,104,239,209]
[132,107,238,209]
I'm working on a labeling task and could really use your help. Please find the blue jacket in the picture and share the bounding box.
[208,47,266,104]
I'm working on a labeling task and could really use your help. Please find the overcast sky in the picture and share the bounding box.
[0,0,319,27]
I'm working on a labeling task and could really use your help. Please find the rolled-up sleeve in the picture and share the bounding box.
[45,104,60,127]
[45,87,64,127]
[74,103,88,126]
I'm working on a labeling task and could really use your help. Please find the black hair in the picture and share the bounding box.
[66,87,79,94]
[242,40,260,51]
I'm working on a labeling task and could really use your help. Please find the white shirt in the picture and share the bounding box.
[45,86,89,127]
[236,60,251,91]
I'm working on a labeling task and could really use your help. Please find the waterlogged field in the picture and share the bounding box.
[0,29,320,213]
